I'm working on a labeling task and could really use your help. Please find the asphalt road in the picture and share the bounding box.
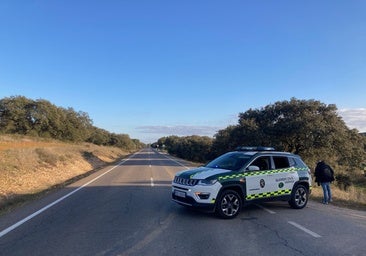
[0,148,365,256]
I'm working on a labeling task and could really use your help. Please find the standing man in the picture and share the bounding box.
[314,160,335,204]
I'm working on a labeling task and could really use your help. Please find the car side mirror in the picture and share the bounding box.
[248,165,260,171]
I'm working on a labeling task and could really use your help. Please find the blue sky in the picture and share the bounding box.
[1,1,366,143]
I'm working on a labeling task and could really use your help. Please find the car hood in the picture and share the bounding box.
[175,166,232,180]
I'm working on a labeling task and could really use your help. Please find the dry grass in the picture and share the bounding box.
[311,183,366,211]
[0,135,130,211]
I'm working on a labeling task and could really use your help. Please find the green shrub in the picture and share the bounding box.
[336,173,352,191]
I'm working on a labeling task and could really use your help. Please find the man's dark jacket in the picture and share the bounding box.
[314,161,335,184]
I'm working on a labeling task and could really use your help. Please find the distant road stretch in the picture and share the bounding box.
[0,148,365,256]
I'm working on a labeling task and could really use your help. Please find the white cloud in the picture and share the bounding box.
[134,115,238,143]
[135,110,366,143]
[338,108,366,132]
[137,125,222,137]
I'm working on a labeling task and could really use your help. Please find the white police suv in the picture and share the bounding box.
[172,147,312,218]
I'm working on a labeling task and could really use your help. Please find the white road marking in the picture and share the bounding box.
[118,182,170,187]
[0,154,136,238]
[288,221,322,238]
[256,204,276,214]
[159,153,190,169]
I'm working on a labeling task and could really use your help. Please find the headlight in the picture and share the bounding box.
[197,179,217,186]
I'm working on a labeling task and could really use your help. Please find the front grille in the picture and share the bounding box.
[174,176,198,186]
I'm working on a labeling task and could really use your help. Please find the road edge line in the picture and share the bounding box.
[0,154,135,238]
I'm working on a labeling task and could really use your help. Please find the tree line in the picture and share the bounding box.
[155,98,366,179]
[0,96,143,150]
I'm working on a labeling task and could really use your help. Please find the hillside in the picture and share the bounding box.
[0,134,131,210]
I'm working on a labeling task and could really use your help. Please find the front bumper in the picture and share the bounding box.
[171,182,222,212]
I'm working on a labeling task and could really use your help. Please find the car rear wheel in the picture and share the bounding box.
[216,190,242,219]
[289,184,308,209]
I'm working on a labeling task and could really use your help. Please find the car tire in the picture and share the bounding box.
[289,184,308,209]
[216,189,242,219]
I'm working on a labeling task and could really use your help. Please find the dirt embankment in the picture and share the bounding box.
[0,135,130,210]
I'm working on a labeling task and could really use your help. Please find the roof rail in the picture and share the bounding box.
[236,146,275,151]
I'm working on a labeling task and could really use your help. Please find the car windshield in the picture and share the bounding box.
[205,152,251,171]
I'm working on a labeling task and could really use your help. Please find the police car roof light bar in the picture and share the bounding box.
[236,146,275,151]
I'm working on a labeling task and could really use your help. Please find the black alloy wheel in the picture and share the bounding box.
[289,184,309,209]
[216,190,242,219]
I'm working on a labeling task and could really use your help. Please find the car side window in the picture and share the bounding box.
[273,156,290,169]
[250,156,271,171]
[288,157,296,167]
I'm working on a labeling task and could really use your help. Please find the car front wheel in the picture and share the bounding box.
[216,190,242,219]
